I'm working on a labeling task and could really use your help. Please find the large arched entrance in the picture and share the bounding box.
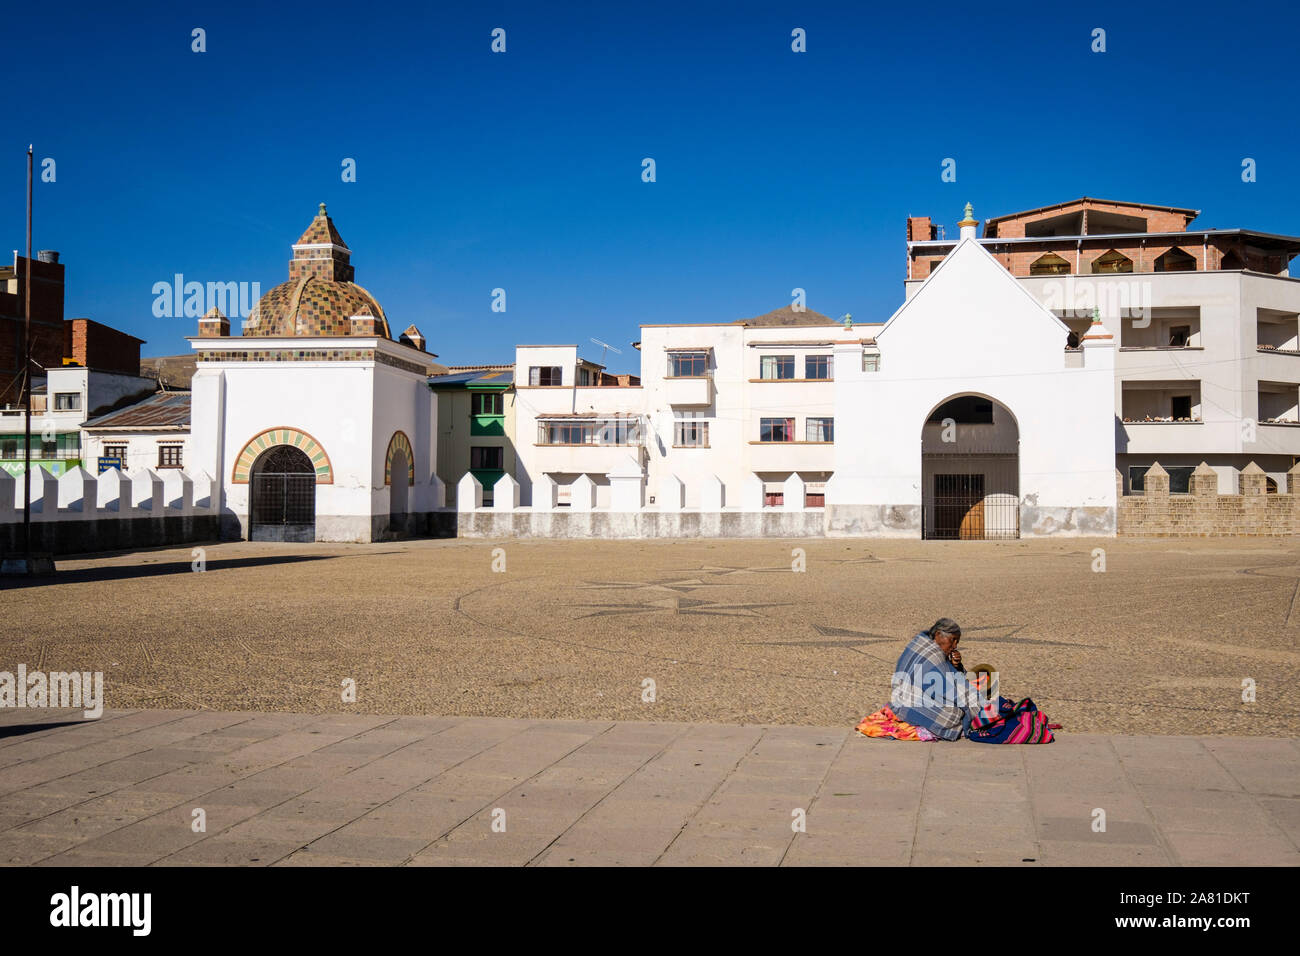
[921,394,1019,540]
[250,445,317,542]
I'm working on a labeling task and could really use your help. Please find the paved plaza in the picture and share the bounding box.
[3,536,1300,734]
[2,536,1299,865]
[0,707,1296,866]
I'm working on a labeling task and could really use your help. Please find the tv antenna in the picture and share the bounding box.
[590,337,621,366]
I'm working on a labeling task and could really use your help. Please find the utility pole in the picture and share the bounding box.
[3,145,53,576]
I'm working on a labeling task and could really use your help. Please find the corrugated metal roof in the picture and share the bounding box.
[83,391,191,429]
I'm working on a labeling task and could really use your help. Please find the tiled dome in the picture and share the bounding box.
[242,203,392,338]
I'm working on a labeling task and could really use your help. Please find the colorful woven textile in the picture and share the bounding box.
[855,706,938,742]
[966,696,1056,744]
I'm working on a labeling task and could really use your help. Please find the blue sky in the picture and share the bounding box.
[4,1,1297,369]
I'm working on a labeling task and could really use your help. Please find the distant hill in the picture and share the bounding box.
[140,354,197,389]
[736,305,837,327]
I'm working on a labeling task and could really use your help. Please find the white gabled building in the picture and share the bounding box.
[505,213,1117,538]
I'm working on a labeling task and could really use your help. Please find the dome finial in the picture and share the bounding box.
[318,202,327,217]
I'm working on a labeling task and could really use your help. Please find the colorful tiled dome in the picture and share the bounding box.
[243,204,393,338]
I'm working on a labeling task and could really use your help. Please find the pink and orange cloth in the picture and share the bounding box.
[854,706,938,742]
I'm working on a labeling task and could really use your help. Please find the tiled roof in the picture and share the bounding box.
[295,203,348,247]
[83,391,191,429]
[244,274,391,338]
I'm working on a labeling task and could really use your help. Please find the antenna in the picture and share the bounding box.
[589,337,621,366]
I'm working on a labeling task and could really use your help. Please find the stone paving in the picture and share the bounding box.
[1,708,1296,866]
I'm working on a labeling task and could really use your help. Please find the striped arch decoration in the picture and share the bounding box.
[385,430,415,486]
[232,427,333,484]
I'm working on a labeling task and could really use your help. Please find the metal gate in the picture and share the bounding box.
[249,446,316,542]
[922,457,1020,540]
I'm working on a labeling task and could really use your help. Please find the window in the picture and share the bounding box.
[54,392,81,411]
[764,491,785,507]
[804,355,831,380]
[576,367,594,386]
[1129,464,1194,494]
[759,417,795,442]
[158,445,183,469]
[1169,326,1191,347]
[1155,248,1196,272]
[40,439,57,458]
[863,352,881,372]
[668,351,708,377]
[529,366,562,386]
[473,392,504,416]
[1,439,16,459]
[760,355,795,380]
[806,417,834,442]
[1029,253,1071,277]
[104,444,127,460]
[1171,395,1192,419]
[674,418,709,447]
[538,419,642,445]
[1091,249,1134,274]
[470,446,504,470]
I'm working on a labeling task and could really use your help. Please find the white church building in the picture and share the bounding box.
[188,205,445,542]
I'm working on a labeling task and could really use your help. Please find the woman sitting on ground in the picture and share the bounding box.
[887,618,981,741]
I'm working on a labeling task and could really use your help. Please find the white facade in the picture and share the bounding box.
[504,238,1117,537]
[907,246,1300,494]
[189,336,440,542]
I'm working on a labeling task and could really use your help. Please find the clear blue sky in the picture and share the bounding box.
[4,0,1297,370]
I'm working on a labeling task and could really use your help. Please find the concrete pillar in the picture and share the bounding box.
[659,474,685,511]
[493,473,520,511]
[608,455,645,511]
[188,469,217,511]
[701,474,724,511]
[27,467,59,516]
[570,474,597,511]
[129,468,164,516]
[743,473,765,511]
[428,473,446,510]
[57,466,98,516]
[533,473,558,511]
[97,467,129,513]
[456,472,483,511]
[160,469,194,511]
[782,473,806,511]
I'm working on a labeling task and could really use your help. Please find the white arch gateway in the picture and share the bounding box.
[829,236,1117,538]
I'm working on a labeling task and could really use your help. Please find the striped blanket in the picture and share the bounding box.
[889,630,984,741]
[966,696,1056,744]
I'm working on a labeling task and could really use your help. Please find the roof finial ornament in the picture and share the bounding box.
[318,202,327,217]
[1091,306,1101,324]
[963,201,974,220]
[957,202,978,240]
[840,312,853,330]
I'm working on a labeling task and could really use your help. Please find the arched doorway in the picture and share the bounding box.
[388,448,409,522]
[921,394,1019,540]
[250,445,317,542]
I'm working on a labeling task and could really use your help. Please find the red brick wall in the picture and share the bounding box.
[989,201,1194,239]
[64,318,142,375]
